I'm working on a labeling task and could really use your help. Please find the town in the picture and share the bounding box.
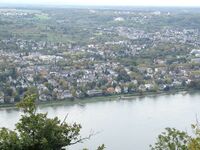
[0,7,200,104]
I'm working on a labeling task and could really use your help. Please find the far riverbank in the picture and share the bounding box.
[0,88,197,109]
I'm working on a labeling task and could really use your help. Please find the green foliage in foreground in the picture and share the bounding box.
[151,123,200,150]
[0,94,104,150]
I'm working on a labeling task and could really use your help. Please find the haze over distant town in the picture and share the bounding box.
[1,0,200,6]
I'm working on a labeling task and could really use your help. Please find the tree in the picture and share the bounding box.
[151,123,200,150]
[188,80,200,90]
[150,128,189,150]
[116,67,131,83]
[0,94,103,150]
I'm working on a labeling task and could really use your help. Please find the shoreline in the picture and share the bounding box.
[0,88,196,109]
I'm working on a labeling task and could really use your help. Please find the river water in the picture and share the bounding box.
[0,92,200,150]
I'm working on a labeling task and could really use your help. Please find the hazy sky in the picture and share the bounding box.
[0,0,200,6]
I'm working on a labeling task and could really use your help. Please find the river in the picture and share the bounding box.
[0,92,200,150]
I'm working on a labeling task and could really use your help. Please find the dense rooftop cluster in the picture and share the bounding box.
[1,8,200,103]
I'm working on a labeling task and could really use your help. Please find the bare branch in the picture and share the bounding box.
[195,113,199,125]
[69,130,101,146]
[61,113,69,125]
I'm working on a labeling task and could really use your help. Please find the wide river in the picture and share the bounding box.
[0,92,200,150]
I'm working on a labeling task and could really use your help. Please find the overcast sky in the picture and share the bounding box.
[0,0,200,7]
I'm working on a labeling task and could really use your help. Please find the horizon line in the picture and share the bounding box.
[0,3,200,8]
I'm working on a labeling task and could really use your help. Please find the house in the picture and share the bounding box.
[186,79,192,85]
[172,80,182,86]
[106,87,115,94]
[115,86,122,94]
[145,84,153,90]
[123,86,129,93]
[190,49,200,56]
[60,90,73,99]
[132,80,138,85]
[191,58,200,63]
[146,68,153,74]
[87,90,103,96]
[38,84,48,95]
[139,85,146,92]
[10,97,15,103]
[114,17,125,22]
[0,98,4,103]
[39,94,48,101]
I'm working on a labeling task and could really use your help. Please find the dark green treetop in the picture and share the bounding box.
[0,94,104,150]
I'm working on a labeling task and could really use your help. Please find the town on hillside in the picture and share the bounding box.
[0,7,200,104]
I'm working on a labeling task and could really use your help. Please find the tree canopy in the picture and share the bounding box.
[0,94,104,150]
[151,123,200,150]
